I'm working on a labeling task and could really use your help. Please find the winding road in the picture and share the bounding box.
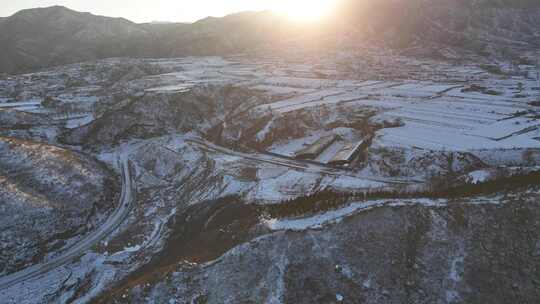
[0,137,412,292]
[0,156,135,291]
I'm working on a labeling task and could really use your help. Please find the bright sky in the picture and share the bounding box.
[0,0,339,23]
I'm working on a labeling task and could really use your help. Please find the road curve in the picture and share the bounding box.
[0,156,135,291]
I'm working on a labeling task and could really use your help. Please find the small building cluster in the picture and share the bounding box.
[293,134,370,167]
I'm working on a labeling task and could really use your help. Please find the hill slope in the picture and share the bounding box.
[337,0,540,52]
[0,136,117,275]
[0,6,152,74]
[0,6,289,74]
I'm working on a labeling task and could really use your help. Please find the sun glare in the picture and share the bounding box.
[274,0,337,22]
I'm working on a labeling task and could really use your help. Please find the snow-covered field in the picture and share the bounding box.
[1,50,539,303]
[256,78,539,151]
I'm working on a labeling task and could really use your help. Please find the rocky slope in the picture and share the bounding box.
[62,85,266,147]
[0,109,60,143]
[0,108,51,128]
[105,186,540,304]
[0,136,117,275]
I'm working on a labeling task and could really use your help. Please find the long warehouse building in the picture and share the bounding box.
[328,140,367,166]
[295,135,339,160]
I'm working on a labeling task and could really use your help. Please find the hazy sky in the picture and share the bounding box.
[0,0,338,23]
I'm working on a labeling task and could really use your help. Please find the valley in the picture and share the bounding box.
[0,1,540,302]
[0,48,538,303]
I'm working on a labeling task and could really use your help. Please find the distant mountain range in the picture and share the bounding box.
[0,6,291,74]
[1,1,539,74]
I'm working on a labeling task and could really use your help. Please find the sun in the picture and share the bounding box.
[274,0,338,22]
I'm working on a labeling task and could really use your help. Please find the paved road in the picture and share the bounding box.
[0,156,135,291]
[186,137,418,185]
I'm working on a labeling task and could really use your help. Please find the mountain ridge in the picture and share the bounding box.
[1,2,540,75]
[0,6,291,74]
